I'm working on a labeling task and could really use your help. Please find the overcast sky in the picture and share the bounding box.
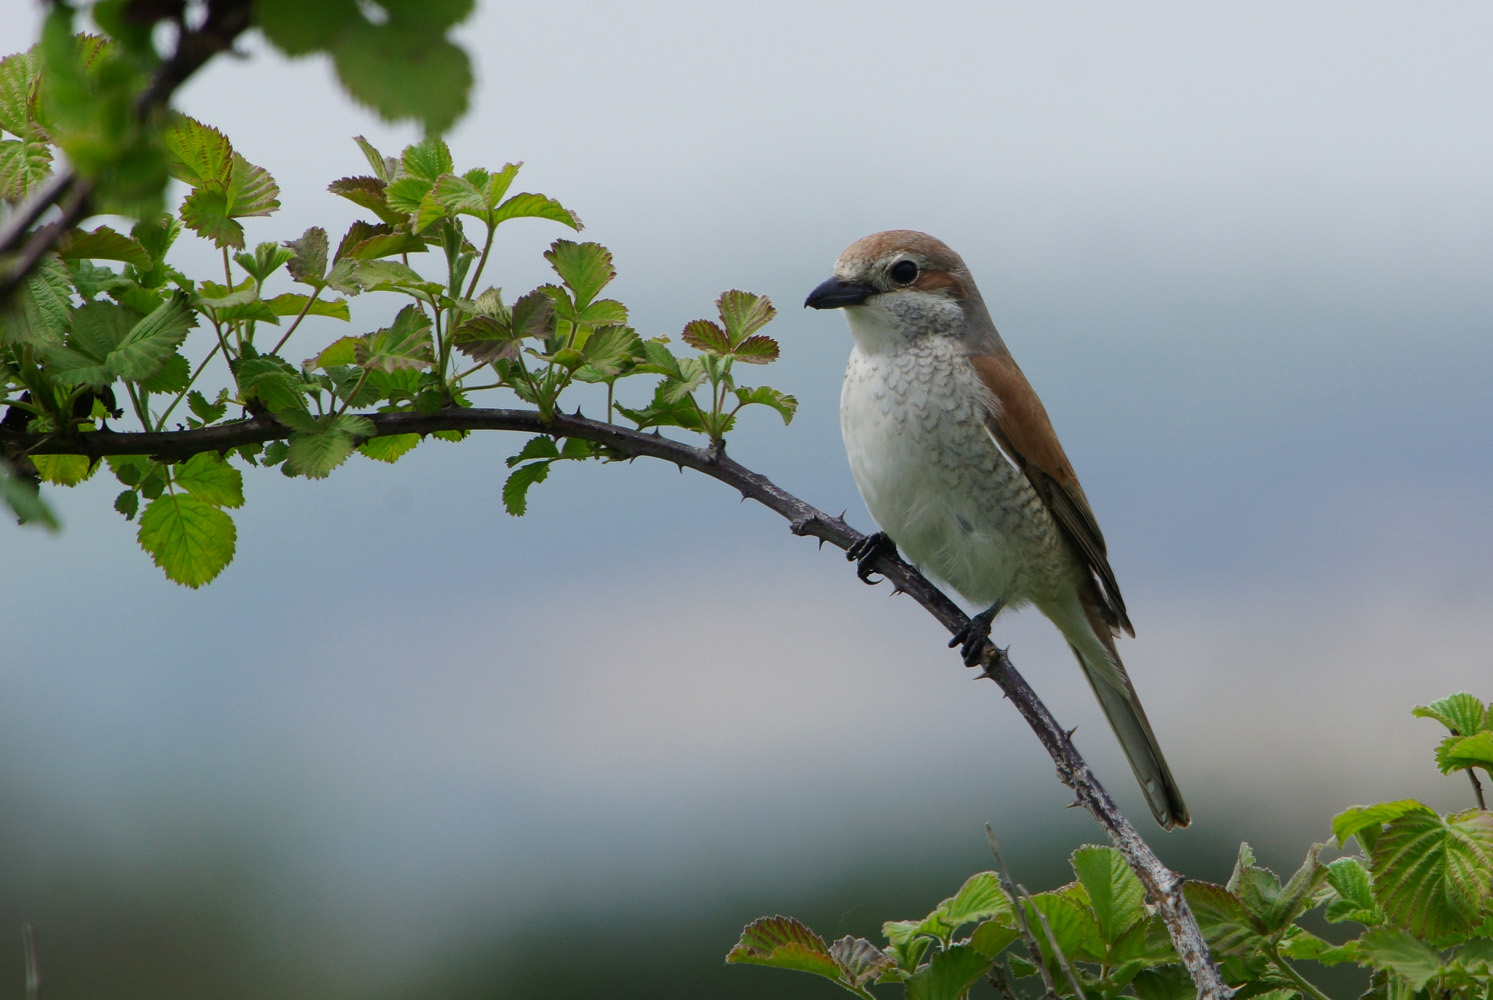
[3,2,1491,995]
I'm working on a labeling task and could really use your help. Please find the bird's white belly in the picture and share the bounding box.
[840,343,1064,608]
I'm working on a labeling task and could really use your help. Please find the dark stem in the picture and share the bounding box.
[3,405,1231,998]
[22,921,39,1000]
[1469,768,1487,811]
[987,825,1061,1000]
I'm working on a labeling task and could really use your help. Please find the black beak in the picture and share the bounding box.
[804,275,874,310]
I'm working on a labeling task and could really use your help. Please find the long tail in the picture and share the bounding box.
[1057,591,1190,830]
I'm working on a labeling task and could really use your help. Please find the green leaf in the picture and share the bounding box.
[1436,732,1493,774]
[237,356,308,414]
[358,434,420,463]
[32,453,96,486]
[255,0,358,55]
[1072,846,1146,945]
[137,492,236,587]
[732,334,781,364]
[544,240,614,310]
[1024,890,1105,964]
[351,259,443,298]
[172,452,243,508]
[113,488,138,520]
[575,325,640,380]
[828,936,894,989]
[401,136,454,181]
[904,945,991,1000]
[2,461,59,530]
[284,226,329,285]
[682,318,731,354]
[162,113,233,188]
[1354,928,1445,990]
[352,135,395,182]
[491,191,581,230]
[969,919,1019,958]
[1130,964,1196,1000]
[1265,844,1327,934]
[355,305,434,373]
[327,175,407,226]
[717,289,777,342]
[0,136,52,204]
[1413,694,1489,736]
[505,436,560,467]
[139,352,190,393]
[502,460,551,516]
[1333,800,1436,852]
[262,293,350,321]
[235,241,295,284]
[0,48,41,136]
[187,390,227,423]
[332,23,472,134]
[285,414,372,479]
[1183,881,1268,955]
[1370,808,1493,939]
[2,255,73,349]
[734,385,798,424]
[54,224,150,266]
[942,872,1011,928]
[1324,857,1384,925]
[725,916,842,982]
[109,292,196,382]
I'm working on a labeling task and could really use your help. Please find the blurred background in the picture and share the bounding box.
[3,1,1491,996]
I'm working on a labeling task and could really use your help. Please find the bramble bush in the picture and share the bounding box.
[728,694,1493,1000]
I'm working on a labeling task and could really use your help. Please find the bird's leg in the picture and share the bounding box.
[846,530,895,583]
[950,600,1005,666]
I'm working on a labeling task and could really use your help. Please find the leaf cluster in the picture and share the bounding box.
[730,694,1493,1000]
[3,80,795,586]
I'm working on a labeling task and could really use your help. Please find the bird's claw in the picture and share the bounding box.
[949,601,1005,667]
[846,530,894,584]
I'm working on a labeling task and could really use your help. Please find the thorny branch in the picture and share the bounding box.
[6,405,1231,998]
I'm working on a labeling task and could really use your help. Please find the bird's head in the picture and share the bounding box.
[804,230,993,353]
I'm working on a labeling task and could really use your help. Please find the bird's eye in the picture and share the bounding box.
[888,260,918,285]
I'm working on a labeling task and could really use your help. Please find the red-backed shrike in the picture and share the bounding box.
[806,230,1188,829]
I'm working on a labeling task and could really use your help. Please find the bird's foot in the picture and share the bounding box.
[846,531,894,584]
[950,601,1005,667]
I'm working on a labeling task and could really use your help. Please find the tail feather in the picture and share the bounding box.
[1061,593,1190,830]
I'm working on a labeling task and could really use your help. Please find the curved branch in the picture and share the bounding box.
[5,405,1229,997]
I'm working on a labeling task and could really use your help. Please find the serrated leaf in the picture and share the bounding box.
[1436,732,1493,774]
[235,241,295,284]
[1355,928,1445,989]
[734,385,797,425]
[32,453,95,486]
[725,916,842,982]
[1324,857,1383,925]
[969,919,1019,958]
[506,436,560,468]
[1129,964,1196,1000]
[172,452,243,508]
[492,191,581,230]
[828,936,894,988]
[544,240,613,309]
[1333,801,1436,852]
[237,356,308,414]
[2,255,72,349]
[139,352,190,393]
[682,318,731,354]
[137,492,236,587]
[502,460,550,516]
[401,136,454,181]
[1370,808,1493,939]
[263,293,350,321]
[717,289,776,342]
[904,944,990,1000]
[109,292,195,382]
[1413,694,1489,736]
[162,113,233,188]
[327,175,406,226]
[332,22,472,134]
[732,333,780,363]
[0,48,41,136]
[352,135,394,182]
[1264,844,1327,933]
[942,872,1011,928]
[355,304,434,373]
[1183,882,1268,955]
[285,414,371,479]
[1024,891,1105,964]
[187,390,227,423]
[358,434,420,463]
[285,226,329,285]
[1072,846,1146,944]
[576,298,628,327]
[2,461,59,529]
[54,225,148,266]
[225,153,279,217]
[352,258,443,297]
[113,488,138,520]
[0,136,51,203]
[576,325,639,379]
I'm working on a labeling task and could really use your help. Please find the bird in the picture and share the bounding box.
[805,230,1189,830]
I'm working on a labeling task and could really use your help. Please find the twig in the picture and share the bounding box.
[1468,769,1487,811]
[1030,893,1087,1000]
[22,921,39,1000]
[987,825,1061,1000]
[2,406,1231,998]
[0,0,254,304]
[986,960,1022,1000]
